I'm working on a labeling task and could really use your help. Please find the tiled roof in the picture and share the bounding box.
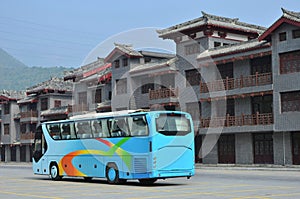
[17,94,37,104]
[197,39,270,60]
[157,11,266,38]
[41,106,69,116]
[282,8,300,22]
[259,8,300,41]
[0,90,25,100]
[114,43,143,57]
[26,77,73,94]
[64,58,105,80]
[130,57,178,75]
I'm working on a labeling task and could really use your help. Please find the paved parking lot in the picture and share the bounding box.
[1,164,300,199]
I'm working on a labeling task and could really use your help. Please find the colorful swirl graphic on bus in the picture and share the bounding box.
[58,137,132,176]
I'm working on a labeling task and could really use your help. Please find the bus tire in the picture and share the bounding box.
[50,163,62,181]
[138,178,157,185]
[106,163,120,184]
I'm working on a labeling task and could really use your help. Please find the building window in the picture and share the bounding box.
[292,29,300,39]
[141,83,155,94]
[217,62,233,79]
[4,103,10,114]
[281,91,300,112]
[185,69,201,86]
[252,95,273,114]
[122,58,128,67]
[54,100,61,108]
[214,42,221,47]
[21,124,26,133]
[116,79,127,95]
[114,60,120,68]
[279,32,287,41]
[280,50,300,74]
[251,55,272,74]
[30,123,36,132]
[185,43,200,55]
[145,57,151,63]
[93,88,102,104]
[78,92,87,105]
[40,98,48,111]
[4,124,9,135]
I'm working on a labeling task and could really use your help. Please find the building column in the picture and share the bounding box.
[5,145,11,162]
[16,145,20,162]
[235,133,253,164]
[273,132,292,165]
[26,145,31,162]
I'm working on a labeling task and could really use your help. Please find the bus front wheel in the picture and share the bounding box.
[106,163,120,184]
[50,163,62,181]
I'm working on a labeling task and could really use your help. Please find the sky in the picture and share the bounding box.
[0,0,300,68]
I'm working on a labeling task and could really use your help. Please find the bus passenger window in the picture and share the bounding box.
[92,120,103,138]
[110,118,129,137]
[130,116,148,136]
[61,124,71,139]
[47,124,61,140]
[76,121,93,139]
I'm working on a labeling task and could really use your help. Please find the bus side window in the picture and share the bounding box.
[61,123,71,139]
[130,116,148,136]
[75,121,93,139]
[110,118,129,137]
[92,120,103,138]
[47,124,61,140]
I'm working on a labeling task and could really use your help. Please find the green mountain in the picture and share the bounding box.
[0,48,72,91]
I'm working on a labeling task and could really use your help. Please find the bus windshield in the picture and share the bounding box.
[155,113,191,136]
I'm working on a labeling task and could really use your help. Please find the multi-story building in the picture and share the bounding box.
[0,90,25,162]
[157,9,300,165]
[105,43,177,111]
[0,77,73,162]
[63,9,299,166]
[64,57,112,115]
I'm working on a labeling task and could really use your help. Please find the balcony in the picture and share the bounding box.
[68,104,89,113]
[20,132,35,140]
[20,110,38,118]
[149,87,179,100]
[200,72,272,93]
[200,113,273,128]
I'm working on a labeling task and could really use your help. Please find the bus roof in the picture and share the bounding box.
[70,109,148,120]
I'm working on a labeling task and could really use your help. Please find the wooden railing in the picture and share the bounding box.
[149,87,178,100]
[200,113,274,128]
[20,111,38,118]
[200,72,272,93]
[68,104,89,113]
[20,132,35,140]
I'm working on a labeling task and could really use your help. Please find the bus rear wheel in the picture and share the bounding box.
[138,178,157,185]
[50,163,62,181]
[106,163,120,184]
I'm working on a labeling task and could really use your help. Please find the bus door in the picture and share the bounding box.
[33,125,48,174]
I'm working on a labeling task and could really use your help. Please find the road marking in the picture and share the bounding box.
[0,191,63,199]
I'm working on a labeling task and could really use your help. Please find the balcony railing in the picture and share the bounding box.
[68,104,89,113]
[20,111,38,118]
[200,113,273,128]
[200,72,272,93]
[149,87,178,100]
[20,132,35,140]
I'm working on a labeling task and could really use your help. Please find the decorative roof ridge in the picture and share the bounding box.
[113,43,143,57]
[202,11,266,31]
[157,11,266,37]
[114,43,133,48]
[201,11,239,23]
[282,8,300,18]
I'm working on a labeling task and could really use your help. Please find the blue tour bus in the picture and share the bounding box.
[32,110,195,184]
